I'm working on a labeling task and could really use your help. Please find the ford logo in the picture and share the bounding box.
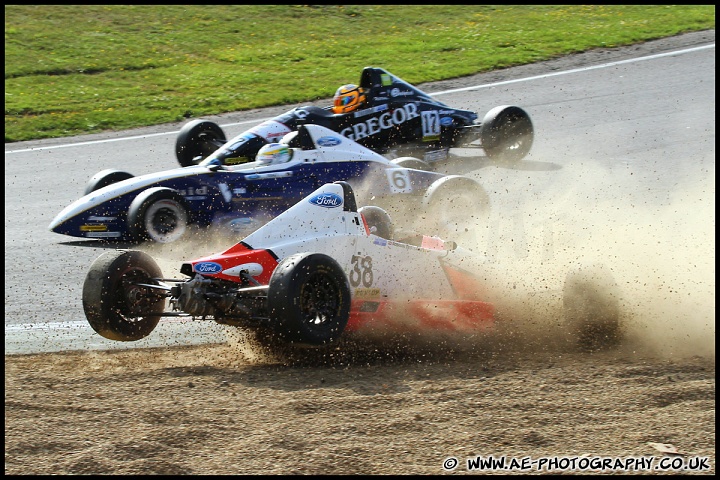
[194,262,223,274]
[227,218,256,233]
[308,192,343,208]
[440,116,453,127]
[317,136,341,147]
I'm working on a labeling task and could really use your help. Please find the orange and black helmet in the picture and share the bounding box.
[332,84,367,114]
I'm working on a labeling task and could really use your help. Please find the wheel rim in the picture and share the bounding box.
[145,199,187,243]
[111,268,163,324]
[298,272,342,332]
[495,115,532,160]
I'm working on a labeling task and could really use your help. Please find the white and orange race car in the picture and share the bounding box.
[82,181,621,352]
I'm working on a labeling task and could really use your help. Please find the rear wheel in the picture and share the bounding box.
[563,264,621,351]
[85,169,134,195]
[267,253,351,346]
[176,119,226,167]
[480,105,534,164]
[391,156,432,171]
[422,176,490,242]
[127,187,190,243]
[82,250,165,341]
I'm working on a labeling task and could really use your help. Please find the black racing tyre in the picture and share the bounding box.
[563,264,622,352]
[82,250,165,341]
[84,169,134,195]
[175,119,226,167]
[267,253,351,346]
[391,156,432,171]
[422,175,490,239]
[127,187,190,243]
[359,205,394,240]
[480,105,534,163]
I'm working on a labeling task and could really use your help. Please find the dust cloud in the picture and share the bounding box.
[131,156,714,364]
[461,156,715,361]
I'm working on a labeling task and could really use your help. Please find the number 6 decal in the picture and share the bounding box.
[386,168,412,194]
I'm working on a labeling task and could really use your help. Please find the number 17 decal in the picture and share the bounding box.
[421,110,440,140]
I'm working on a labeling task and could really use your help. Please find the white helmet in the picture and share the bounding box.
[256,143,292,164]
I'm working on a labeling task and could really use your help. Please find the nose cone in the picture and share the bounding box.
[48,204,78,234]
[48,195,124,240]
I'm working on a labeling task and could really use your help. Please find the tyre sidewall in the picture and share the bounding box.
[127,187,189,243]
[480,105,534,163]
[563,264,621,351]
[268,253,351,345]
[391,156,432,171]
[422,176,490,237]
[175,119,226,167]
[82,250,163,341]
[85,169,134,195]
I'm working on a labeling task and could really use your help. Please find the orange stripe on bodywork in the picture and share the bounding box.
[347,298,494,333]
[441,262,490,301]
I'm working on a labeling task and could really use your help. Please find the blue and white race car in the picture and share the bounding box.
[49,124,489,244]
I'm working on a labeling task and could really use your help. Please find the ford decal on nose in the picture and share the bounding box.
[309,192,343,208]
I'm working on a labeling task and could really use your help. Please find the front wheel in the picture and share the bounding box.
[480,105,534,164]
[175,119,226,167]
[82,250,165,341]
[267,253,351,346]
[563,264,622,351]
[127,187,190,243]
[422,176,490,242]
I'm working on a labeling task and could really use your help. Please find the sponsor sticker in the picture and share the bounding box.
[354,287,381,298]
[246,172,294,180]
[308,192,343,208]
[80,225,108,232]
[317,136,342,147]
[194,262,223,274]
[86,231,122,238]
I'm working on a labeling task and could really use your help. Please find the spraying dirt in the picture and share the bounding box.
[5,158,714,475]
[5,31,715,474]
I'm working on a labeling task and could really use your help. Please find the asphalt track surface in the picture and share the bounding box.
[4,30,715,355]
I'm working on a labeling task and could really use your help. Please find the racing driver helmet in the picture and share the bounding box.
[256,143,292,164]
[359,205,394,240]
[332,84,367,114]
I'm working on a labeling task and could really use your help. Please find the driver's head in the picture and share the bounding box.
[255,143,292,164]
[359,205,393,240]
[332,84,367,114]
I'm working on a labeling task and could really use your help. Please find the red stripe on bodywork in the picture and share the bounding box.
[192,244,279,284]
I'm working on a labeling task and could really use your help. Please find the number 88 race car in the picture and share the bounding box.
[82,181,623,355]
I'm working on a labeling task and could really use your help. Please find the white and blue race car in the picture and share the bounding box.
[50,124,489,244]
